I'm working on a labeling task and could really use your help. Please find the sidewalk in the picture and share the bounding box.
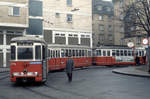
[0,68,10,73]
[112,65,150,77]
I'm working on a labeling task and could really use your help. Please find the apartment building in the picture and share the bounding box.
[92,0,114,47]
[113,0,125,46]
[113,0,148,47]
[43,0,92,47]
[0,0,28,67]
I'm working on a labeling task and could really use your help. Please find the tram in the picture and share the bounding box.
[47,44,92,70]
[135,47,146,64]
[93,46,136,66]
[10,36,48,83]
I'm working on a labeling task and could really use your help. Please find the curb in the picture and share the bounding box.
[112,68,150,78]
[0,68,10,73]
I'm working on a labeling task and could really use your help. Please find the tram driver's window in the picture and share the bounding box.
[11,46,16,60]
[35,46,41,60]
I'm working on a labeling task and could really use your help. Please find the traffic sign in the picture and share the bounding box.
[142,38,149,45]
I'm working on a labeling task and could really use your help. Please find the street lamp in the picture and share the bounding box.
[71,8,80,12]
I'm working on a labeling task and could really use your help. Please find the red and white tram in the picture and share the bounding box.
[135,47,146,64]
[47,44,92,70]
[93,46,135,66]
[10,36,48,83]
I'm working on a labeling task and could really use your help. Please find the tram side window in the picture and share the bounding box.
[53,50,55,58]
[112,50,116,56]
[116,50,119,56]
[139,51,142,56]
[51,50,53,58]
[88,51,91,57]
[103,50,106,56]
[42,46,46,59]
[136,51,138,56]
[48,49,51,57]
[61,49,65,57]
[73,50,75,57]
[69,49,71,57]
[82,50,84,57]
[124,50,127,56]
[79,50,82,57]
[142,51,144,56]
[11,46,16,60]
[65,49,68,57]
[35,46,41,60]
[58,50,60,57]
[128,51,131,56]
[107,51,110,56]
[85,50,87,57]
[76,50,79,57]
[120,50,123,56]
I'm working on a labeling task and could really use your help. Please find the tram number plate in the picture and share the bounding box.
[30,62,42,64]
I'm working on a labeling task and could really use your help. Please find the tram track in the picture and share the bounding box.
[18,82,88,99]
[0,74,9,80]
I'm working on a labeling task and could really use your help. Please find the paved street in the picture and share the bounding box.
[0,66,150,99]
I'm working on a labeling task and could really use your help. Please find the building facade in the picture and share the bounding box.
[113,0,125,46]
[0,0,28,67]
[113,0,147,47]
[43,0,92,48]
[92,0,115,47]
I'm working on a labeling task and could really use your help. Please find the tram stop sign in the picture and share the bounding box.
[127,42,134,48]
[142,38,149,45]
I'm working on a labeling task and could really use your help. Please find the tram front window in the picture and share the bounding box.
[18,48,33,60]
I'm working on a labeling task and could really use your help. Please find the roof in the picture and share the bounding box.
[11,36,47,44]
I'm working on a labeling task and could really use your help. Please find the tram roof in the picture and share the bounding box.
[48,44,91,49]
[93,45,132,50]
[11,36,47,44]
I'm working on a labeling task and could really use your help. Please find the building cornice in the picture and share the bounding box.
[44,27,92,33]
[0,23,28,28]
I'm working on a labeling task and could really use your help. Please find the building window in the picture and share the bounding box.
[97,5,102,11]
[55,13,60,17]
[99,25,104,31]
[67,14,72,22]
[106,7,111,12]
[8,6,20,16]
[67,0,72,6]
[99,34,104,41]
[99,15,104,20]
[108,35,113,41]
[120,0,123,8]
[108,25,112,32]
[108,16,113,21]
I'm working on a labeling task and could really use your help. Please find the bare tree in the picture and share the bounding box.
[124,0,150,72]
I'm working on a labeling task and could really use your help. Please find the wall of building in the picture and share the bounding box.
[113,0,125,46]
[43,0,92,47]
[92,0,114,47]
[0,0,28,67]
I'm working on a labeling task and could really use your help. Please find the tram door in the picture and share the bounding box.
[42,45,47,81]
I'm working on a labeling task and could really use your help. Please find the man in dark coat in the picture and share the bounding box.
[66,55,74,82]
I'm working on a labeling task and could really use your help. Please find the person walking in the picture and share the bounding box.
[66,55,74,82]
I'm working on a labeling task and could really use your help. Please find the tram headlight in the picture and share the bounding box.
[27,72,34,76]
[13,72,20,76]
[34,72,38,76]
